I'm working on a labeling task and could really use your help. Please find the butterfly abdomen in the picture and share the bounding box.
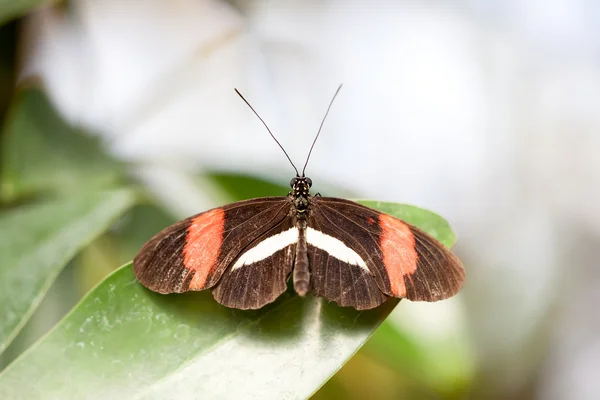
[293,220,310,296]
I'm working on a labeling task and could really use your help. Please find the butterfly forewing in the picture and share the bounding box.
[212,217,296,309]
[133,197,291,296]
[306,199,388,309]
[400,224,465,301]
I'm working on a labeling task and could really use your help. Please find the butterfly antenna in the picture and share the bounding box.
[301,84,343,177]
[234,88,300,176]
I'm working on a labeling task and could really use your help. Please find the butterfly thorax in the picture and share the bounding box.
[290,176,312,219]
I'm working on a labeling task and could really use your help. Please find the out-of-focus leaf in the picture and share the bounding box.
[315,308,469,399]
[0,0,57,25]
[360,320,426,374]
[313,350,431,400]
[0,202,457,399]
[0,189,135,355]
[1,88,124,203]
[0,259,80,370]
[361,316,472,397]
[208,172,289,200]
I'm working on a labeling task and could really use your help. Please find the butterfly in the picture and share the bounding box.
[133,86,465,310]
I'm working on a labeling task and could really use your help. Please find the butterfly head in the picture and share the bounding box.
[290,176,312,198]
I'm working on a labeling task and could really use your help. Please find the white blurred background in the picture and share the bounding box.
[18,0,600,398]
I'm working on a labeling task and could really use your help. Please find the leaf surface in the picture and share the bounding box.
[0,189,135,354]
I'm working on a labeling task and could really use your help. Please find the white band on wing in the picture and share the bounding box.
[231,227,299,271]
[231,226,369,273]
[306,228,369,272]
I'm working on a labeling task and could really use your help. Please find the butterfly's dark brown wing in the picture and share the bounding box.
[308,197,465,309]
[211,217,296,309]
[133,197,292,301]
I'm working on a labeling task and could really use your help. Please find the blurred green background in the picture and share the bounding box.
[2,1,600,399]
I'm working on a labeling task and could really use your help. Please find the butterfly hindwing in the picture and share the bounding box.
[133,197,291,296]
[305,200,387,309]
[212,218,296,309]
[308,197,464,307]
[307,244,388,310]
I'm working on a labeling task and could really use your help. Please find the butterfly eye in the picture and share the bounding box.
[290,177,298,187]
[306,177,313,187]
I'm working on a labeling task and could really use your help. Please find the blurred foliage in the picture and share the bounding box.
[1,89,126,203]
[0,189,134,354]
[0,0,56,25]
[209,172,290,199]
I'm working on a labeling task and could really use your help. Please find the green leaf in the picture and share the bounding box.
[0,0,57,25]
[0,189,135,355]
[1,89,124,202]
[0,202,457,399]
[208,172,289,200]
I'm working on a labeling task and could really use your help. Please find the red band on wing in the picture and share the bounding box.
[183,208,225,290]
[379,214,418,297]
